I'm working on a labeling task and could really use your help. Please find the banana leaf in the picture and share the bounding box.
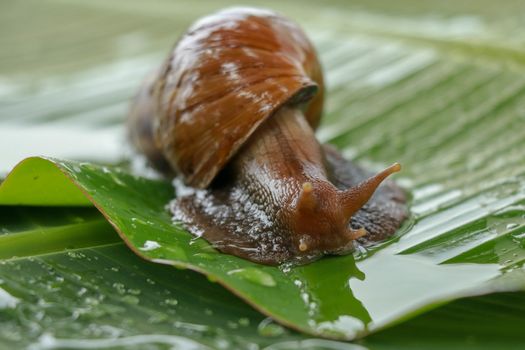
[1,206,524,349]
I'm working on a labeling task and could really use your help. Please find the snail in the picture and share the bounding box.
[128,7,407,265]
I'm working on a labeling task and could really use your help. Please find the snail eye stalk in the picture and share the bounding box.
[340,163,401,218]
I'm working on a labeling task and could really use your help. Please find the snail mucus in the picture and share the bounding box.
[128,7,407,265]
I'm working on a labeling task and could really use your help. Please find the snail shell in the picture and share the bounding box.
[129,7,323,188]
[129,7,407,265]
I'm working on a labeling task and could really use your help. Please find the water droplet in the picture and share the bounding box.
[139,240,161,251]
[84,296,100,307]
[164,298,178,306]
[301,292,310,304]
[67,251,86,259]
[227,321,238,329]
[173,321,210,332]
[121,295,139,305]
[257,317,285,337]
[279,262,293,273]
[72,164,82,173]
[128,288,141,296]
[506,223,519,230]
[227,268,276,287]
[112,283,126,295]
[148,313,168,324]
[102,167,126,186]
[238,318,250,327]
[0,287,19,309]
[513,232,525,240]
[131,217,149,225]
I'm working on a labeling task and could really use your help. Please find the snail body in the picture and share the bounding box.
[129,7,407,265]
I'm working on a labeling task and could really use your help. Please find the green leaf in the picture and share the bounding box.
[0,207,306,349]
[2,156,524,341]
[1,207,525,349]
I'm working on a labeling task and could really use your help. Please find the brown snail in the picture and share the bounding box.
[128,7,407,265]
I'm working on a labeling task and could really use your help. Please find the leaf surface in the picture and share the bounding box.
[1,156,524,340]
[1,207,524,349]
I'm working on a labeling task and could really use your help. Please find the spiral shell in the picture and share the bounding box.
[129,7,324,187]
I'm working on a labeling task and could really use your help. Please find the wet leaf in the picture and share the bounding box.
[0,207,306,349]
[1,207,524,349]
[1,156,524,340]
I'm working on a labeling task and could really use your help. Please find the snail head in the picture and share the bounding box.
[289,163,401,257]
